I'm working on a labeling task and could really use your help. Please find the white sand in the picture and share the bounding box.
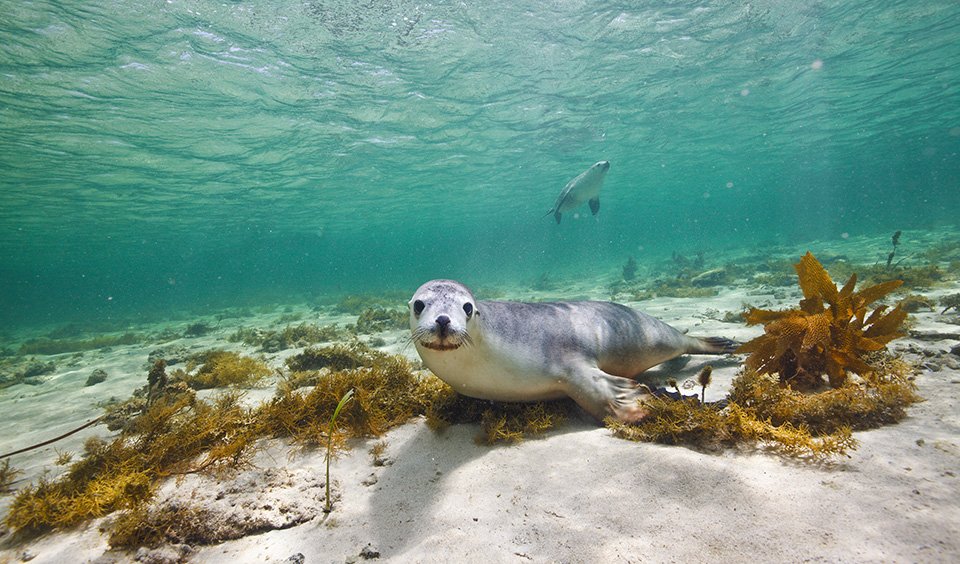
[2,243,960,563]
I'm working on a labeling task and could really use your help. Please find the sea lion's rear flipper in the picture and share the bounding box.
[565,367,653,424]
[554,210,562,224]
[688,336,740,355]
[589,197,600,215]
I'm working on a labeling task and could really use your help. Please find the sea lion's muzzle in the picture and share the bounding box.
[415,315,469,351]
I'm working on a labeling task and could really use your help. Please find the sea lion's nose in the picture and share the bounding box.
[435,315,451,337]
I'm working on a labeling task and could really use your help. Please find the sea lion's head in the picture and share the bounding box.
[409,279,478,351]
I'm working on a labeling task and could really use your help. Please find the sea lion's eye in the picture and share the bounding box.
[413,300,425,316]
[463,302,473,318]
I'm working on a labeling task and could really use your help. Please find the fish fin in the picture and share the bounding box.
[589,197,600,215]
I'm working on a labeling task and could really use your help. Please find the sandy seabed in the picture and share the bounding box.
[1,236,959,564]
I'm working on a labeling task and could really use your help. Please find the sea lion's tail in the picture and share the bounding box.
[690,336,740,355]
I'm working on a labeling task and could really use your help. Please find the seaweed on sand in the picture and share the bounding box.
[274,341,573,446]
[178,351,272,390]
[608,356,919,458]
[940,293,960,314]
[18,333,142,356]
[1,459,22,493]
[325,389,354,513]
[728,355,920,433]
[5,390,259,534]
[424,388,576,445]
[228,323,342,353]
[738,251,907,388]
[610,252,918,459]
[284,341,383,372]
[622,256,638,282]
[258,350,442,447]
[0,359,57,390]
[109,503,220,548]
[606,395,858,458]
[353,307,408,334]
[5,341,524,539]
[336,293,407,315]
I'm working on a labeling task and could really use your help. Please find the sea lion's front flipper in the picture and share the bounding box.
[589,197,600,215]
[554,210,562,224]
[565,367,652,423]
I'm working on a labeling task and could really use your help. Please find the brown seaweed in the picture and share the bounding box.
[738,251,906,388]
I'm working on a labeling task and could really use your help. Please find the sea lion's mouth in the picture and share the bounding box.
[419,340,463,351]
[411,325,472,352]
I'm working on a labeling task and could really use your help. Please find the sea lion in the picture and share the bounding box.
[546,160,610,223]
[409,279,738,423]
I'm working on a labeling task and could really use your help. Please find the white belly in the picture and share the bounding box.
[415,341,566,402]
[558,175,603,212]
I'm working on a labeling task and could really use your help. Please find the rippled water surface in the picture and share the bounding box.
[1,1,958,327]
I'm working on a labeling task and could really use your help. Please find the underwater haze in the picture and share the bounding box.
[1,0,958,329]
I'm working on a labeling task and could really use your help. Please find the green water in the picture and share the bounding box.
[1,0,958,328]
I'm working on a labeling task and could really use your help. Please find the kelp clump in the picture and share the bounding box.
[738,251,906,388]
[606,395,858,458]
[1,459,22,493]
[259,348,445,447]
[728,355,921,433]
[5,390,259,534]
[109,503,220,549]
[284,341,378,372]
[228,323,342,353]
[177,351,272,390]
[611,253,918,459]
[0,358,57,389]
[18,333,142,356]
[608,356,919,458]
[425,388,575,445]
[353,307,408,334]
[940,293,960,314]
[336,293,406,314]
[273,341,573,446]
